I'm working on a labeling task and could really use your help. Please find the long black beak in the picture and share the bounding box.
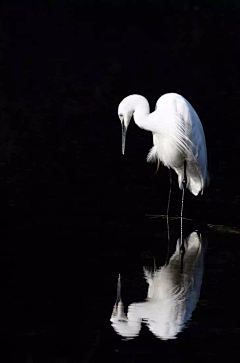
[121,123,127,155]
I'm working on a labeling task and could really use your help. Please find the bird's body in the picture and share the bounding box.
[118,93,208,196]
[110,231,206,340]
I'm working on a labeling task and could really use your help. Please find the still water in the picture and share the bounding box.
[2,212,240,362]
[105,216,240,362]
[111,229,206,340]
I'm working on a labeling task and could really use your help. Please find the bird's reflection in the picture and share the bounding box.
[110,231,206,340]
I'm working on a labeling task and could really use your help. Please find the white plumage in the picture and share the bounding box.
[110,231,206,340]
[118,93,209,196]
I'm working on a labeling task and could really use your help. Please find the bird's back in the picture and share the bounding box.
[154,93,208,195]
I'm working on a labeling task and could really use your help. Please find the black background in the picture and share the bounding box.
[1,1,240,362]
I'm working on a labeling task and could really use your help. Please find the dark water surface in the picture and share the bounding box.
[2,1,240,361]
[1,216,239,362]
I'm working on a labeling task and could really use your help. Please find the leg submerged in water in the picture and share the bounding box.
[180,160,187,272]
[166,168,172,265]
[166,168,172,217]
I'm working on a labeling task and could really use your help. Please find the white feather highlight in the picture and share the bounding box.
[147,146,158,163]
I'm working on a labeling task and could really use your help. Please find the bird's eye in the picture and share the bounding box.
[119,114,124,121]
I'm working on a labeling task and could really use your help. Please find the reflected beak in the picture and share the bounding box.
[121,123,127,155]
[116,274,121,304]
[111,274,127,321]
[112,274,122,316]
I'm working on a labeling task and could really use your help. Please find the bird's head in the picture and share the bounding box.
[118,98,135,155]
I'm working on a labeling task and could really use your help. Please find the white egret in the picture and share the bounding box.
[110,231,206,340]
[118,93,209,252]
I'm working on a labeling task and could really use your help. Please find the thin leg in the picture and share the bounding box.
[166,168,172,217]
[166,168,172,265]
[180,160,187,273]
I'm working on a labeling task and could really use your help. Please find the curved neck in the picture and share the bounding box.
[130,95,150,130]
[132,96,165,135]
